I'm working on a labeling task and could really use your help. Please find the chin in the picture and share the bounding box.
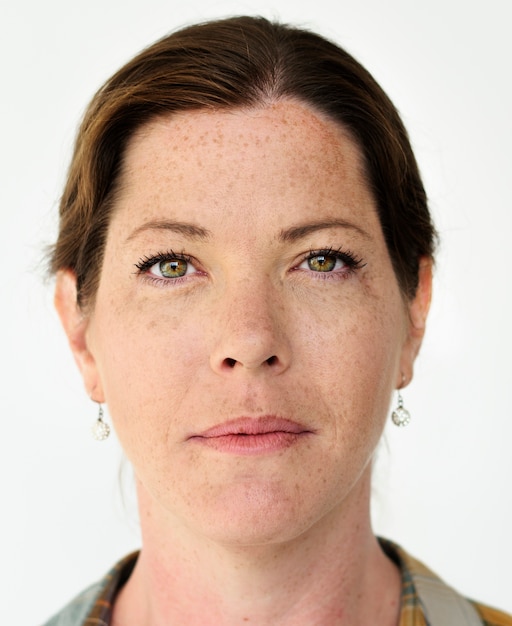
[183,478,344,548]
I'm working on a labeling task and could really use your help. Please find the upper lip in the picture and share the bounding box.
[191,416,312,439]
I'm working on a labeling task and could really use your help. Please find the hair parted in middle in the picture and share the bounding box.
[51,15,436,308]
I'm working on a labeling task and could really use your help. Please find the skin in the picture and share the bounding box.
[56,100,432,625]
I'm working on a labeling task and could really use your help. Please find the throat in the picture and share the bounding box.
[111,533,401,626]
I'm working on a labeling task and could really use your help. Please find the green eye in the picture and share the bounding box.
[159,259,188,278]
[135,252,197,281]
[307,254,337,272]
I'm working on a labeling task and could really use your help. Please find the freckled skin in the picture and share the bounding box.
[83,101,414,547]
[56,99,431,624]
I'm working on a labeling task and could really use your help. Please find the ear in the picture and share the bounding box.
[397,257,433,388]
[54,270,105,402]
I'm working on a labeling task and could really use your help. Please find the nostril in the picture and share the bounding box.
[221,355,278,369]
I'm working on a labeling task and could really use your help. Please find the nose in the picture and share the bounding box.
[209,282,291,376]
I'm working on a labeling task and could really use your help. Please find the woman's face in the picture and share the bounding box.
[58,101,429,545]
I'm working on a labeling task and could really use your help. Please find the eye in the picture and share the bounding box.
[303,253,342,273]
[298,248,365,274]
[135,251,198,281]
[155,258,190,278]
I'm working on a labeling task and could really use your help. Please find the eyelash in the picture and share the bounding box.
[134,246,366,285]
[134,250,198,285]
[297,247,366,278]
[135,250,189,271]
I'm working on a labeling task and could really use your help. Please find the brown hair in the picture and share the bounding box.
[50,15,436,308]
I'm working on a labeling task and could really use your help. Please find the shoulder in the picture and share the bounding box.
[473,602,512,626]
[41,552,139,626]
[41,582,104,626]
[379,538,512,626]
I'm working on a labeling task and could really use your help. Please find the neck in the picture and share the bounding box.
[113,471,401,626]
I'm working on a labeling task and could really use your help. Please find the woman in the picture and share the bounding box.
[45,15,511,626]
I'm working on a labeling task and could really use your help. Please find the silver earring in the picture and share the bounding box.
[391,391,411,427]
[92,403,110,441]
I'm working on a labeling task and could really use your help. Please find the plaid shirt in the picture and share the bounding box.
[43,540,512,625]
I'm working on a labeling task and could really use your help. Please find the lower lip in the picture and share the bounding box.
[190,431,309,455]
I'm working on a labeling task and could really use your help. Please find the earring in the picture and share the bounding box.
[92,403,110,441]
[391,390,411,427]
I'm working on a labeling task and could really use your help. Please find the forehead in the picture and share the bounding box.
[123,101,366,183]
[111,100,377,237]
[130,99,358,153]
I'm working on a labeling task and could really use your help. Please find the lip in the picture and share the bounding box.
[188,416,313,455]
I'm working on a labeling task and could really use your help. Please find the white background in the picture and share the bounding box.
[2,0,511,623]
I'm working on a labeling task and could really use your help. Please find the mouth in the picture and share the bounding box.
[188,416,314,455]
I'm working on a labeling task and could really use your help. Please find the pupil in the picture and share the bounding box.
[160,259,186,277]
[309,255,335,272]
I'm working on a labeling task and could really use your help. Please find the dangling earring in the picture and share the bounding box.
[391,390,411,427]
[92,403,110,441]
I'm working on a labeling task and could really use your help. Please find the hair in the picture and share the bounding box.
[50,15,436,308]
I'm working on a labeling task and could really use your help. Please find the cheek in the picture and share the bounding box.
[298,288,405,384]
[298,295,406,449]
[90,293,208,439]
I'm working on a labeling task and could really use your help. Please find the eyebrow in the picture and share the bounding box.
[278,219,371,243]
[126,220,211,242]
[125,218,369,244]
